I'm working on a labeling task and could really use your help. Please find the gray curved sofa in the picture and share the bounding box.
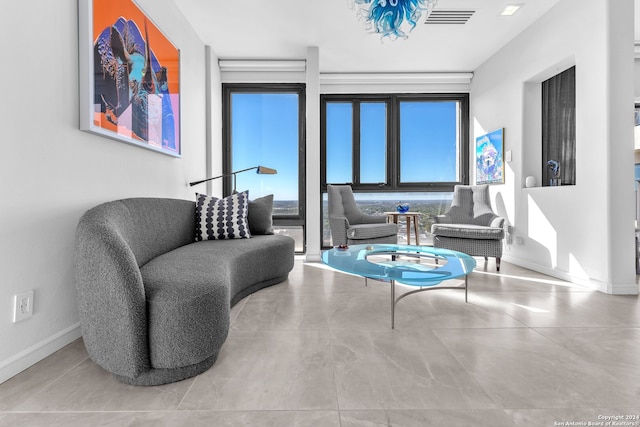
[74,197,294,386]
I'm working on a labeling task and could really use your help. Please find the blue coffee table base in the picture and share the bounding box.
[322,244,476,329]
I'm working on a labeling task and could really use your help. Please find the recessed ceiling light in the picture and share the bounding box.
[501,4,521,16]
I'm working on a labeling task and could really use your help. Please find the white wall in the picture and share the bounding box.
[471,0,638,294]
[635,60,640,101]
[206,46,224,197]
[0,0,212,383]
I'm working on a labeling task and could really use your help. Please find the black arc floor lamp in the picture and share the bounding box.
[189,166,277,193]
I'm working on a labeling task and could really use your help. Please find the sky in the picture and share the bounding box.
[231,94,459,201]
[326,100,459,185]
[231,93,300,200]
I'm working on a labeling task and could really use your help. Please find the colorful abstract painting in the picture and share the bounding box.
[80,0,180,156]
[475,128,504,185]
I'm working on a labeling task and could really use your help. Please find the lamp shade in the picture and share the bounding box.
[256,166,277,174]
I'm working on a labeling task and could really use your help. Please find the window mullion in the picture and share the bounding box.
[389,96,399,189]
[353,101,361,185]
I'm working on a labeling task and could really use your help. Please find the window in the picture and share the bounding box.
[322,94,468,189]
[360,102,388,183]
[321,93,469,247]
[542,66,576,186]
[223,84,306,252]
[326,102,354,184]
[399,100,460,183]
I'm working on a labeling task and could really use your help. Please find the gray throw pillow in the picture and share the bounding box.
[248,194,274,235]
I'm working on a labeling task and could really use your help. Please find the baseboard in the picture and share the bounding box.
[304,253,322,263]
[603,283,640,295]
[0,323,82,384]
[503,254,590,286]
[502,255,639,295]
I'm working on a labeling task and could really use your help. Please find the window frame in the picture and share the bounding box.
[321,93,470,194]
[222,83,307,250]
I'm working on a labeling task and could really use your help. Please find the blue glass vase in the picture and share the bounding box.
[396,203,409,213]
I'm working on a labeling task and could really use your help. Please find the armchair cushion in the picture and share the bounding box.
[347,223,399,241]
[431,223,504,240]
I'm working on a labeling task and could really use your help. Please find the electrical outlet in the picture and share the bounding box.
[13,290,34,323]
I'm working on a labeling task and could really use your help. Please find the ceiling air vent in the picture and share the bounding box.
[425,10,475,25]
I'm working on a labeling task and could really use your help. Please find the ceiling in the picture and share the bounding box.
[175,0,563,73]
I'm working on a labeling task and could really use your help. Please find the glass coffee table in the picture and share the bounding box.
[322,244,477,328]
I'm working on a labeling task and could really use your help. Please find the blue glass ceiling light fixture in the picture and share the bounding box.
[349,0,438,40]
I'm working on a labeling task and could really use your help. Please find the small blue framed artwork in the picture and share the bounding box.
[475,128,505,185]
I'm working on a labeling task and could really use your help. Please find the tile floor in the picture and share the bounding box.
[1,259,639,426]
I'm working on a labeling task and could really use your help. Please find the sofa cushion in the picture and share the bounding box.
[191,235,294,305]
[195,192,251,241]
[248,194,274,235]
[347,223,398,240]
[431,223,504,240]
[140,247,230,369]
[140,235,295,368]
